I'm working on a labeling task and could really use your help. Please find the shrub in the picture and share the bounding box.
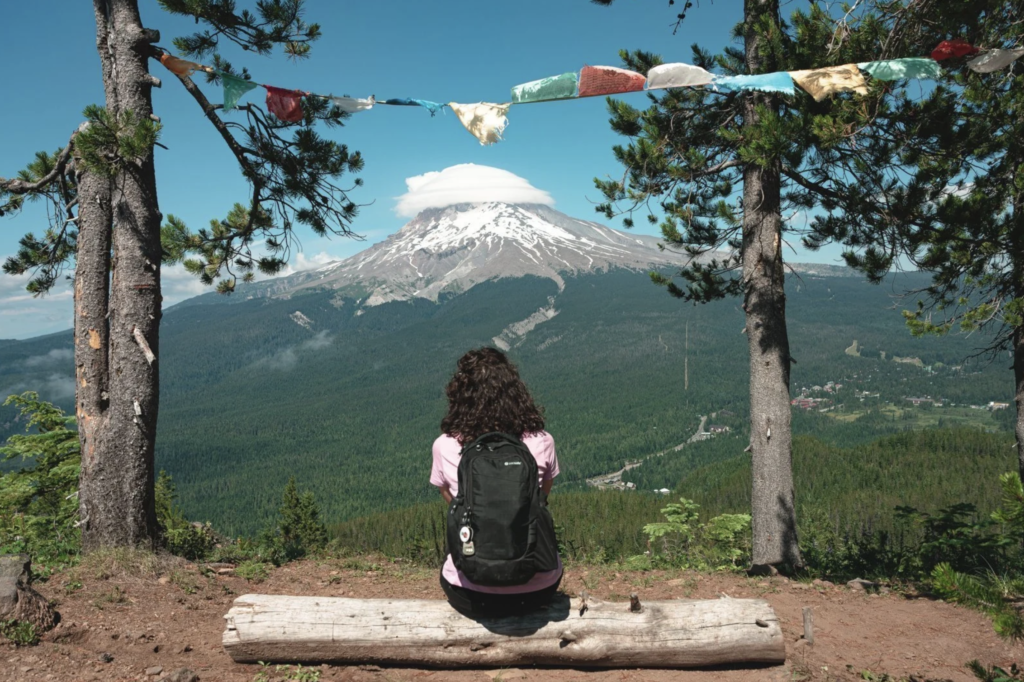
[155,471,217,561]
[0,619,39,646]
[236,560,270,583]
[640,497,751,571]
[0,393,81,576]
[243,477,329,565]
[928,473,1024,641]
[278,477,328,559]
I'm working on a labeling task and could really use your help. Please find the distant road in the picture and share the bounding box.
[586,413,711,490]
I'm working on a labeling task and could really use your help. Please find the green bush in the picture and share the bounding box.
[640,497,751,571]
[235,560,270,583]
[966,660,1023,682]
[278,477,328,559]
[798,491,1017,584]
[155,470,217,561]
[0,619,39,646]
[928,473,1024,641]
[0,393,81,577]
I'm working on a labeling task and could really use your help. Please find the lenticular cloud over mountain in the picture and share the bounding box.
[394,164,555,217]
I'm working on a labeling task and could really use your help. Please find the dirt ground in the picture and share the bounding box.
[4,554,1022,682]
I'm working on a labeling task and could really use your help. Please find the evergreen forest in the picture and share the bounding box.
[0,268,1012,539]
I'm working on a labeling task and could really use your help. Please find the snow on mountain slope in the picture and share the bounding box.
[260,202,688,305]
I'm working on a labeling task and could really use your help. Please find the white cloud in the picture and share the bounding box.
[277,251,339,277]
[161,263,209,305]
[258,330,333,371]
[1,373,76,403]
[394,164,555,218]
[304,330,332,350]
[0,267,74,339]
[24,348,74,367]
[263,347,298,371]
[0,249,344,339]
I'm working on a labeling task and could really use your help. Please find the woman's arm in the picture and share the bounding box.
[541,479,553,496]
[438,486,453,504]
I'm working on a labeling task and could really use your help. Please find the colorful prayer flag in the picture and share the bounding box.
[511,72,579,104]
[577,65,646,97]
[857,58,942,81]
[645,63,714,90]
[790,64,869,101]
[931,39,980,61]
[381,99,447,116]
[449,102,510,145]
[220,72,257,112]
[159,53,206,77]
[714,72,796,95]
[330,96,375,113]
[967,48,1024,73]
[264,85,306,123]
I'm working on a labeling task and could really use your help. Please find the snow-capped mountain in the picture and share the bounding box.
[254,202,690,304]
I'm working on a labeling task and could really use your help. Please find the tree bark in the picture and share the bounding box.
[1014,321,1024,484]
[73,161,112,507]
[1015,186,1024,485]
[742,0,802,571]
[80,0,161,549]
[223,595,786,668]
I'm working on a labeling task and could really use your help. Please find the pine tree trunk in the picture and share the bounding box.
[1015,187,1024,486]
[80,0,161,549]
[73,164,112,496]
[742,0,802,572]
[1015,319,1024,485]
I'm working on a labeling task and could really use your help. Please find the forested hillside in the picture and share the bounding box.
[0,269,1012,535]
[332,425,1017,564]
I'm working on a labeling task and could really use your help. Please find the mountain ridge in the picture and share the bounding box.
[208,201,857,309]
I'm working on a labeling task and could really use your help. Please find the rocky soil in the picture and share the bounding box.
[3,553,1022,682]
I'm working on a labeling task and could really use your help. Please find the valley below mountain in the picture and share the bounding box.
[0,202,1014,535]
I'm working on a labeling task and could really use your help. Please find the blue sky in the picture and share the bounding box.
[0,0,849,339]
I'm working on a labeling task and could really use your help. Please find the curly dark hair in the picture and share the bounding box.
[440,347,545,445]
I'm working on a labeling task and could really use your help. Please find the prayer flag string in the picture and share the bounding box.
[157,39,1016,145]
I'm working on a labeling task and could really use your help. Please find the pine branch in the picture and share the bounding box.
[0,134,76,196]
[780,166,843,202]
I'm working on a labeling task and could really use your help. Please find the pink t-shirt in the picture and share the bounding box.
[430,431,563,594]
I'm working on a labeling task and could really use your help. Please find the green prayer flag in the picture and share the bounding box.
[511,72,579,104]
[857,58,942,81]
[221,72,258,112]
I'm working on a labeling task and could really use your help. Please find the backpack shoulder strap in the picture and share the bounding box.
[460,432,528,454]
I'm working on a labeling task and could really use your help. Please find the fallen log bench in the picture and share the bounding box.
[223,594,786,668]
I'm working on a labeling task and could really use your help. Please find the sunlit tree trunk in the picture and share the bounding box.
[79,0,161,549]
[741,0,801,572]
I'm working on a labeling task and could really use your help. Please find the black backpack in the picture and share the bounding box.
[446,432,560,586]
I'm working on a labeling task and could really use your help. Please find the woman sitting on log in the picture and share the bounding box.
[430,347,563,617]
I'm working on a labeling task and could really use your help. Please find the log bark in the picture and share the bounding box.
[741,0,802,572]
[223,595,786,668]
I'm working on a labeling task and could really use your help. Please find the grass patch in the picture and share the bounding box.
[826,404,1000,430]
[236,560,271,583]
[73,548,186,582]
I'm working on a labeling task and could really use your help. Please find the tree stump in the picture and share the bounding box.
[223,594,785,668]
[0,554,58,633]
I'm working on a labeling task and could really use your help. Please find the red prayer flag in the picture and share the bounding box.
[931,39,980,61]
[578,65,647,98]
[264,85,306,123]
